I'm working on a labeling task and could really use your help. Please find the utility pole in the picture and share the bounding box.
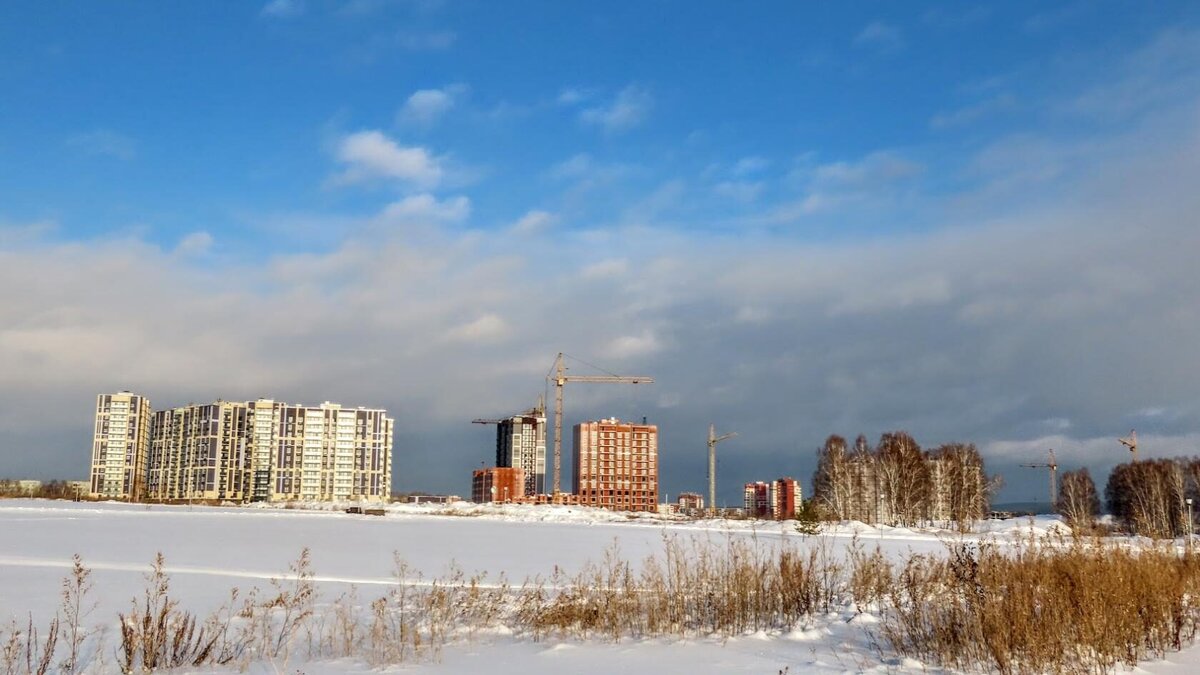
[1019,449,1058,508]
[548,353,653,495]
[1187,497,1194,553]
[707,423,736,516]
[1119,429,1138,463]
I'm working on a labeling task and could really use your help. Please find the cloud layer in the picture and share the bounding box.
[4,94,1200,503]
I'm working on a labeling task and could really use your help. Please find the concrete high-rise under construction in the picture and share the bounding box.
[572,417,658,512]
[494,404,546,496]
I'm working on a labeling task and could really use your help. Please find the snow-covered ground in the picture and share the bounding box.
[0,499,1196,673]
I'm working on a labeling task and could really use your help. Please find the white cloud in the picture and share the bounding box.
[732,156,769,176]
[65,130,136,160]
[580,258,628,280]
[556,87,593,105]
[331,130,443,188]
[854,21,904,52]
[580,85,653,133]
[761,150,922,222]
[930,93,1017,129]
[810,151,923,188]
[395,30,456,51]
[174,231,214,257]
[0,220,57,246]
[714,181,764,203]
[379,194,470,223]
[549,153,593,179]
[509,210,555,235]
[1055,28,1200,122]
[260,0,303,18]
[604,331,662,359]
[397,84,468,127]
[447,313,508,343]
[352,29,457,64]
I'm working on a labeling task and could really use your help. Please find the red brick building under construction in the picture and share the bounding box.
[472,467,525,503]
[572,417,658,512]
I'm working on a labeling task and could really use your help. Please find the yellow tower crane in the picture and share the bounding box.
[1119,429,1138,463]
[548,352,653,495]
[1020,449,1058,507]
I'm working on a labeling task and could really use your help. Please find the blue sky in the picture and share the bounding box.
[3,2,1200,505]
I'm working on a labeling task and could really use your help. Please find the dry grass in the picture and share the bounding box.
[881,535,1200,673]
[8,531,1200,673]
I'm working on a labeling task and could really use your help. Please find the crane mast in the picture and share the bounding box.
[707,423,737,516]
[1019,449,1058,506]
[549,352,653,494]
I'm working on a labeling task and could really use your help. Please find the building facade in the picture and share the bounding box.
[494,405,546,497]
[771,477,802,520]
[677,491,705,515]
[89,392,152,499]
[93,393,393,503]
[472,466,525,503]
[743,481,771,518]
[147,400,249,501]
[572,417,658,512]
[265,401,392,503]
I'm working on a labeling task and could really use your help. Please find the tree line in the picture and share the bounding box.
[812,431,992,531]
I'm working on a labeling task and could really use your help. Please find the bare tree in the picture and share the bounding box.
[877,432,929,527]
[812,435,850,520]
[1056,468,1100,532]
[1107,459,1189,538]
[930,443,988,531]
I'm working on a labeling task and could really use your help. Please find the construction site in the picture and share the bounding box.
[470,352,663,511]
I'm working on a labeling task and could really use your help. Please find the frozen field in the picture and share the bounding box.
[1,499,1197,674]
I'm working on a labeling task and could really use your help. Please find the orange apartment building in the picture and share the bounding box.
[744,477,803,519]
[472,466,525,503]
[572,417,658,512]
[771,477,802,519]
[744,481,771,518]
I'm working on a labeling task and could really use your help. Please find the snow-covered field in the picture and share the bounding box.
[1,499,1196,673]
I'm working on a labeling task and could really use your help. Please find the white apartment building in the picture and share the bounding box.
[93,393,393,503]
[268,401,392,502]
[89,392,152,499]
[146,400,249,501]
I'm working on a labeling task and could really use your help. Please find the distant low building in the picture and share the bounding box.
[677,491,704,515]
[404,494,461,504]
[16,480,42,496]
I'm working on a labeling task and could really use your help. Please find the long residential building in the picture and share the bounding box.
[147,400,249,501]
[89,392,153,499]
[91,392,393,503]
[572,417,658,512]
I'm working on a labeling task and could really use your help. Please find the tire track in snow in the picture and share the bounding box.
[0,555,513,589]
